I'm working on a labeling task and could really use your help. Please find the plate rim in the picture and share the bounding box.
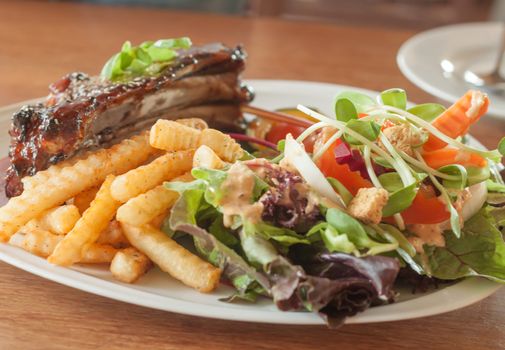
[0,79,501,325]
[397,21,504,117]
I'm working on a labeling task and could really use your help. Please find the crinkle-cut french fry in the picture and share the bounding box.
[142,149,166,165]
[16,222,117,263]
[72,186,100,214]
[0,132,155,242]
[40,205,80,235]
[149,213,167,229]
[193,145,226,169]
[116,172,193,227]
[21,205,79,235]
[199,129,243,162]
[150,120,201,151]
[21,153,87,192]
[110,149,193,203]
[149,120,243,162]
[110,247,152,283]
[23,218,49,232]
[48,175,121,266]
[175,118,208,131]
[116,186,177,226]
[19,226,63,258]
[81,243,118,264]
[121,224,221,293]
[96,220,129,248]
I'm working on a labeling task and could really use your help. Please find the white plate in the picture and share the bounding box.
[397,22,505,118]
[0,80,500,325]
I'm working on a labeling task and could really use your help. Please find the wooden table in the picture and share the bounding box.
[0,1,504,349]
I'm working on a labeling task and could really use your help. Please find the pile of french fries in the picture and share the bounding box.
[0,117,243,292]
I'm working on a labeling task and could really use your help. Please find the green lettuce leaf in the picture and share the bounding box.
[421,207,505,282]
[334,91,376,114]
[325,208,397,255]
[167,186,205,226]
[489,206,505,227]
[239,229,279,267]
[344,119,381,145]
[191,167,228,207]
[181,223,270,296]
[407,103,445,122]
[249,221,310,246]
[101,37,192,81]
[208,215,239,247]
[327,177,353,205]
[334,98,358,122]
[382,183,418,217]
[487,179,505,193]
[306,221,357,254]
[380,88,407,110]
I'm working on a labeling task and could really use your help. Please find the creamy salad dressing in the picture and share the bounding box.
[219,162,264,227]
[408,224,445,253]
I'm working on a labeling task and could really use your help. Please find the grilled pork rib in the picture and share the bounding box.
[6,43,253,197]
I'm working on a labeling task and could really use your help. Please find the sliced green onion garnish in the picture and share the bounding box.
[378,134,416,186]
[363,146,382,188]
[295,121,326,144]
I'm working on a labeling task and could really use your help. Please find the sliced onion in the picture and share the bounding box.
[283,134,345,208]
[438,182,488,231]
[461,182,488,222]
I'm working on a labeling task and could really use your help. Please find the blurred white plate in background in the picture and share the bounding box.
[397,22,505,119]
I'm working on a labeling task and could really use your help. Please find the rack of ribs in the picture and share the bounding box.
[5,43,254,197]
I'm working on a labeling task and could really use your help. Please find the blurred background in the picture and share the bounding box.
[50,0,504,29]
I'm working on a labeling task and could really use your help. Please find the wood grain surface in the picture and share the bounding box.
[0,1,504,349]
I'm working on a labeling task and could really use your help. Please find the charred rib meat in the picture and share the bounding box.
[6,43,253,197]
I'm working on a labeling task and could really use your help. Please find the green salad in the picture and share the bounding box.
[159,87,505,327]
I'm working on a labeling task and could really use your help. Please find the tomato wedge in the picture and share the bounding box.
[400,187,450,225]
[266,122,315,153]
[317,139,372,195]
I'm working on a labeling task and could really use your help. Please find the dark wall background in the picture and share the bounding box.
[50,0,498,30]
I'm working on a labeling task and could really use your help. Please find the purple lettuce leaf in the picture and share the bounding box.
[257,164,323,231]
[265,245,399,328]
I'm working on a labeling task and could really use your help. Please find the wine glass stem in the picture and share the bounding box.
[493,25,505,75]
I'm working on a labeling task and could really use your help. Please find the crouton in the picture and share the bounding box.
[348,187,389,224]
[380,123,422,156]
